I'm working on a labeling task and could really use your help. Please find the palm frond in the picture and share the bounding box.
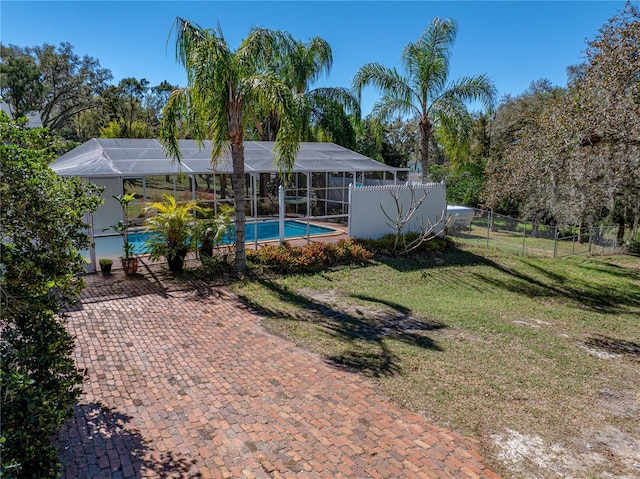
[433,105,473,167]
[306,36,333,82]
[172,17,207,68]
[307,87,361,118]
[438,74,497,111]
[352,63,415,106]
[240,27,294,72]
[160,88,192,161]
[370,95,417,123]
[402,18,458,108]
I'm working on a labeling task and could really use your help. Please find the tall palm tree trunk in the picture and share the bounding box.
[420,119,432,182]
[229,106,246,271]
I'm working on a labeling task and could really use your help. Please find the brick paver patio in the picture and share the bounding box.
[56,266,500,479]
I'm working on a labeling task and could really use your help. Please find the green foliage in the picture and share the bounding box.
[353,18,496,180]
[356,234,450,256]
[0,114,101,477]
[103,193,137,259]
[161,18,307,272]
[191,205,234,260]
[247,239,372,273]
[626,232,640,256]
[0,42,112,137]
[143,195,208,271]
[429,164,484,207]
[484,5,640,234]
[354,117,416,168]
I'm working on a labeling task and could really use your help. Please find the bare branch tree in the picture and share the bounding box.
[380,183,449,254]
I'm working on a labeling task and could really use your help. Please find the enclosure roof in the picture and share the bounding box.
[51,138,406,177]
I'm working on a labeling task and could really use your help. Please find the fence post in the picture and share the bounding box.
[554,226,559,258]
[522,221,527,257]
[588,226,593,256]
[347,183,353,237]
[278,185,285,245]
[486,210,491,248]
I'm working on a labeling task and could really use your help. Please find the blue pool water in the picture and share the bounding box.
[128,220,336,253]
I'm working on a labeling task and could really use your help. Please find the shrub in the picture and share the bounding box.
[1,114,101,477]
[143,195,209,272]
[356,233,450,256]
[247,239,372,273]
[626,232,640,256]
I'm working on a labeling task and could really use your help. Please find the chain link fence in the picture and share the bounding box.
[447,208,624,258]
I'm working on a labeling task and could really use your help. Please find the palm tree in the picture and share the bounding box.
[250,36,360,148]
[160,18,303,271]
[353,18,496,181]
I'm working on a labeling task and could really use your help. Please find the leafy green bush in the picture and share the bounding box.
[143,195,209,272]
[247,239,372,273]
[626,232,640,256]
[1,113,101,478]
[356,233,450,256]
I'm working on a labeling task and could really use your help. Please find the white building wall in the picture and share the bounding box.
[349,183,446,239]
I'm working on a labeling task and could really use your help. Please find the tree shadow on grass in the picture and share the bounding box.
[55,402,201,478]
[575,261,640,282]
[379,247,640,315]
[469,262,640,314]
[238,278,445,378]
[584,335,640,361]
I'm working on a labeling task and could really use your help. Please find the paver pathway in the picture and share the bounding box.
[57,269,500,479]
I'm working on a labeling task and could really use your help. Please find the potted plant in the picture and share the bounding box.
[99,258,113,274]
[104,193,139,275]
[143,195,207,272]
[192,205,233,259]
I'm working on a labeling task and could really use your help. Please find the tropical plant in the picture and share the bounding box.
[353,17,496,181]
[249,35,360,148]
[160,17,304,271]
[143,194,207,271]
[191,204,234,260]
[104,192,137,260]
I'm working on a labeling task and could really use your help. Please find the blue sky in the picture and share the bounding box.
[1,1,626,115]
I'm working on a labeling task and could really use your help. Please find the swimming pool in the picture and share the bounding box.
[128,219,336,252]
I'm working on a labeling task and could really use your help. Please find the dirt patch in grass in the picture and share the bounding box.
[234,248,640,479]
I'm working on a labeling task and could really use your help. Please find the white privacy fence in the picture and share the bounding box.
[348,182,447,239]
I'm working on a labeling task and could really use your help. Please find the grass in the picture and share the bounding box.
[451,222,620,258]
[231,243,640,478]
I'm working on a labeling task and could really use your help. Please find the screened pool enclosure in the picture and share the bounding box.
[52,139,407,270]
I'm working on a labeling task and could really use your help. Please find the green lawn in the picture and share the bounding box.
[450,223,620,258]
[232,244,640,478]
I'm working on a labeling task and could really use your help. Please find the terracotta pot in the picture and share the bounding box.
[121,257,139,275]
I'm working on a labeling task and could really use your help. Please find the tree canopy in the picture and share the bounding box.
[0,43,112,136]
[484,3,640,239]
